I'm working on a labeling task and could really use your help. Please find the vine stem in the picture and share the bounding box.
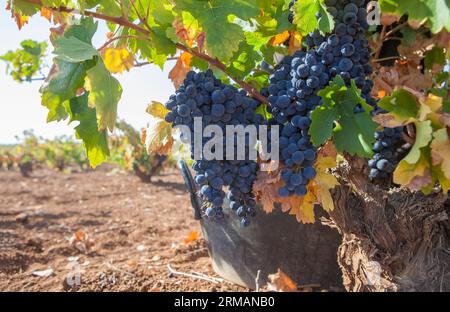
[22,0,268,104]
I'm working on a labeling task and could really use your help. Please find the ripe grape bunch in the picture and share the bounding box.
[368,127,411,180]
[164,70,260,226]
[268,0,377,197]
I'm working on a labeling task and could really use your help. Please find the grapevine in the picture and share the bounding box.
[2,0,449,291]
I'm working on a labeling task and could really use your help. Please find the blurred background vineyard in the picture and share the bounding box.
[0,123,191,182]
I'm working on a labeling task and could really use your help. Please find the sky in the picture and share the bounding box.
[0,7,175,144]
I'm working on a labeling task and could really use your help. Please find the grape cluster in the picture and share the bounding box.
[268,0,380,197]
[368,127,411,180]
[278,124,318,197]
[164,70,260,226]
[306,0,376,107]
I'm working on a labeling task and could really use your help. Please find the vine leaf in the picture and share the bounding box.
[380,90,450,193]
[292,0,334,36]
[103,47,134,74]
[394,153,433,192]
[40,17,99,122]
[146,101,170,119]
[310,76,377,157]
[403,121,433,164]
[314,141,338,212]
[430,128,450,179]
[85,59,123,131]
[268,31,290,46]
[169,52,191,89]
[174,0,260,61]
[53,36,98,63]
[288,31,303,55]
[253,142,338,224]
[66,93,109,168]
[145,102,173,156]
[375,89,419,127]
[40,59,90,122]
[379,0,450,33]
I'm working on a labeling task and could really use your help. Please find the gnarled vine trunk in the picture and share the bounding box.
[328,157,450,292]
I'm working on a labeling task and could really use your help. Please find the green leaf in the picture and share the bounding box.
[255,103,272,120]
[40,59,92,122]
[424,47,445,71]
[333,110,376,157]
[292,0,320,35]
[174,0,260,61]
[53,36,98,63]
[309,104,338,146]
[10,0,40,16]
[85,59,123,131]
[377,89,419,122]
[66,93,109,168]
[1,40,47,82]
[317,2,335,34]
[379,0,450,33]
[310,77,377,157]
[227,41,260,80]
[423,0,450,33]
[292,0,334,35]
[403,120,433,164]
[149,26,177,57]
[62,17,98,44]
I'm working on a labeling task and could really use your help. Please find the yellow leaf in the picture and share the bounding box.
[289,183,317,224]
[393,155,432,191]
[433,166,450,193]
[314,142,339,212]
[269,31,290,46]
[14,14,29,30]
[373,113,414,128]
[103,47,134,74]
[430,128,450,179]
[169,52,191,89]
[146,101,170,119]
[40,8,52,22]
[288,31,302,55]
[145,118,173,156]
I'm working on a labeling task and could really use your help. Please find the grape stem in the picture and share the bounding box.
[21,0,269,104]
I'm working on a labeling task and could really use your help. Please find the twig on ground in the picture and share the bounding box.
[167,264,221,284]
[255,269,262,292]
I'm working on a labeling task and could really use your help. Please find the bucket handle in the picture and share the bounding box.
[177,160,202,220]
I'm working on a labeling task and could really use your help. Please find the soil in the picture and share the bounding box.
[0,166,248,292]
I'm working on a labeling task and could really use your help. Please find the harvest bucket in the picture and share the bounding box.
[178,160,342,289]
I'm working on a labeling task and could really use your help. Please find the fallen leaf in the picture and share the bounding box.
[69,230,94,254]
[267,269,298,292]
[183,230,200,244]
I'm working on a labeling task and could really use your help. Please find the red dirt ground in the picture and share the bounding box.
[0,167,247,291]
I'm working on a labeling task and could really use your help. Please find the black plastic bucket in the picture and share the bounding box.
[178,160,342,289]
